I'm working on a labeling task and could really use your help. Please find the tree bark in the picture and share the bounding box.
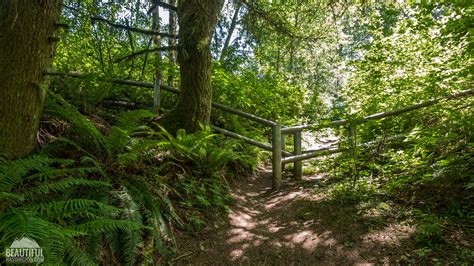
[164,0,223,133]
[0,0,60,159]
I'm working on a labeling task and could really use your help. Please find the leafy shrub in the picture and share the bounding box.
[213,66,306,126]
[333,2,473,219]
[414,214,445,247]
[329,179,380,204]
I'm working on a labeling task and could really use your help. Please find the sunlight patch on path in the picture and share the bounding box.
[222,169,416,264]
[175,167,417,265]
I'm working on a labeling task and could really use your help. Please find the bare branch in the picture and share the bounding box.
[61,4,178,38]
[90,16,178,39]
[115,46,178,62]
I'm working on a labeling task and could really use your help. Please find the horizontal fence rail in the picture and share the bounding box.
[281,89,474,134]
[47,71,474,191]
[45,71,277,126]
[212,126,293,157]
[281,134,406,164]
[211,126,272,152]
[211,103,276,126]
[282,146,342,164]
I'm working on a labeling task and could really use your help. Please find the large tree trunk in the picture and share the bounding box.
[0,0,60,159]
[164,0,223,133]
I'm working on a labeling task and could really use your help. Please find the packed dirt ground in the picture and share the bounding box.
[174,167,420,265]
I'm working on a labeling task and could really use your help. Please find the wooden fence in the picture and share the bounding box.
[46,72,473,190]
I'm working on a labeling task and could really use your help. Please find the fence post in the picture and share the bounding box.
[349,125,358,186]
[293,131,302,180]
[281,133,286,171]
[272,123,282,190]
[153,78,160,114]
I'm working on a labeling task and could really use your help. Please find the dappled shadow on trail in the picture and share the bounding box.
[175,168,416,265]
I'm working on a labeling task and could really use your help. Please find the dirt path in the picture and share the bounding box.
[174,168,416,265]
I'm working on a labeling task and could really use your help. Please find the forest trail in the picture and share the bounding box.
[175,167,416,265]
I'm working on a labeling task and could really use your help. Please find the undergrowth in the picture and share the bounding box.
[1,91,257,264]
[319,106,473,264]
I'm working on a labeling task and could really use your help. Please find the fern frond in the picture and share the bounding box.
[63,239,98,266]
[108,127,130,152]
[30,199,120,219]
[0,192,25,202]
[69,219,142,234]
[0,209,70,264]
[44,91,111,159]
[122,177,178,243]
[118,229,140,266]
[117,109,155,132]
[29,178,110,195]
[80,155,106,176]
[0,155,51,191]
[0,209,55,242]
[45,137,97,160]
[84,232,102,263]
[25,166,103,182]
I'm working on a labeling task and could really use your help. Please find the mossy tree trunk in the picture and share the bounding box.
[164,0,223,133]
[0,0,60,159]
